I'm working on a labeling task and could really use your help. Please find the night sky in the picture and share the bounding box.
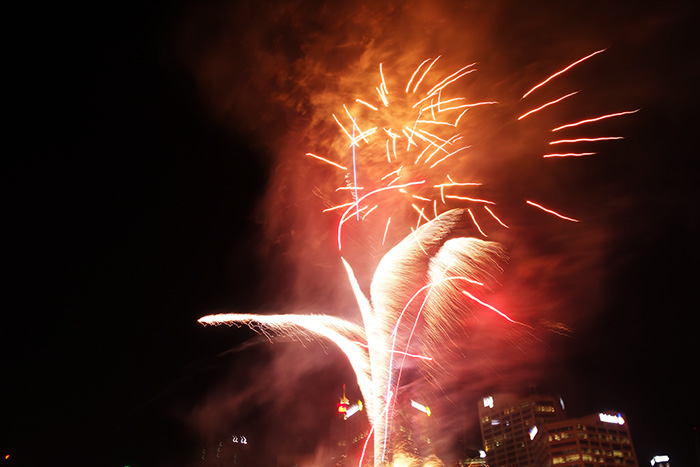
[3,1,697,466]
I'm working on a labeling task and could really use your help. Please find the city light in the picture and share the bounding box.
[483,396,494,408]
[345,402,363,419]
[598,413,625,425]
[410,400,431,416]
[529,426,539,440]
[650,455,670,466]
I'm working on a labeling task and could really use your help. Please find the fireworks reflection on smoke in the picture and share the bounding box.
[199,48,635,466]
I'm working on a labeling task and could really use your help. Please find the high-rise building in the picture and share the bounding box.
[530,411,639,467]
[330,385,369,466]
[478,393,567,467]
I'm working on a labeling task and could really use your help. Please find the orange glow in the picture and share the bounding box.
[526,200,580,222]
[522,48,606,99]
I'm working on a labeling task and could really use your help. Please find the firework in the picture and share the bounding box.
[201,48,636,466]
[309,51,637,250]
[306,58,500,250]
[200,209,509,466]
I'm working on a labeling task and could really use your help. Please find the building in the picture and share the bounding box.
[530,411,639,467]
[197,433,253,466]
[478,393,567,467]
[330,385,369,466]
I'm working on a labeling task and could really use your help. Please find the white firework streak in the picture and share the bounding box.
[199,209,509,465]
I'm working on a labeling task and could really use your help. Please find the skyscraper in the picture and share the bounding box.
[530,411,639,467]
[478,393,567,467]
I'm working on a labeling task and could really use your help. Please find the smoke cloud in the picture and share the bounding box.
[172,0,681,463]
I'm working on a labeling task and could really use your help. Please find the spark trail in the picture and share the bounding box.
[200,209,509,466]
[310,50,636,248]
[201,48,636,466]
[308,58,500,250]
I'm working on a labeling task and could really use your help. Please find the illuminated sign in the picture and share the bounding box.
[598,413,625,425]
[344,401,363,419]
[411,400,431,416]
[483,396,494,408]
[529,426,538,440]
[650,455,669,466]
[232,435,247,444]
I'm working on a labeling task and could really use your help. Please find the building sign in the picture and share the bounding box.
[598,413,625,425]
[650,455,669,466]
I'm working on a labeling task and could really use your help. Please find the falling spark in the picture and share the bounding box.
[444,195,495,204]
[462,291,518,324]
[382,217,392,245]
[522,48,606,99]
[551,109,640,132]
[484,206,509,228]
[305,153,348,170]
[549,136,623,145]
[518,91,579,120]
[543,152,597,158]
[356,98,379,111]
[468,208,487,237]
[405,58,433,93]
[412,56,441,93]
[526,200,580,222]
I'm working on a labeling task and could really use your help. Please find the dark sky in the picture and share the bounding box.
[3,1,698,466]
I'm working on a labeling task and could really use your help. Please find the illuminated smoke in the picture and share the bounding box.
[200,209,510,464]
[177,0,645,464]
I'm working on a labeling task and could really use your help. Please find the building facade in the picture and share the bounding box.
[530,412,639,467]
[478,393,567,467]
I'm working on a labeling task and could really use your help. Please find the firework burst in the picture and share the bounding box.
[308,50,638,252]
[201,47,637,467]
